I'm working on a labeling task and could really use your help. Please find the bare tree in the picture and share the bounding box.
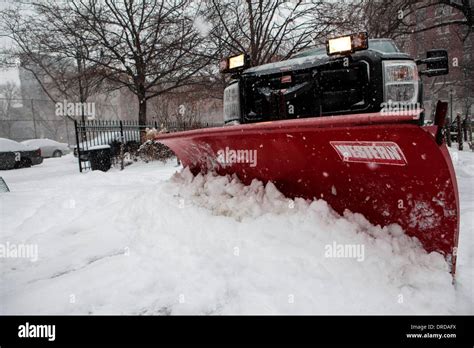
[0,2,107,113]
[456,53,474,116]
[1,0,213,129]
[187,0,357,102]
[58,0,212,127]
[354,0,473,40]
[149,81,223,128]
[409,0,474,39]
[207,0,353,67]
[0,82,20,138]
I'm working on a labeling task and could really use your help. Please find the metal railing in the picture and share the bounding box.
[74,119,223,172]
[445,115,473,151]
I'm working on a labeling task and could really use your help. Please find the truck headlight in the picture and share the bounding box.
[223,82,241,123]
[383,61,419,105]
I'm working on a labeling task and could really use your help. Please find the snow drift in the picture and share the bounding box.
[1,156,466,314]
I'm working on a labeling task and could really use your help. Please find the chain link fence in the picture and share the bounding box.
[0,98,124,144]
[0,98,74,144]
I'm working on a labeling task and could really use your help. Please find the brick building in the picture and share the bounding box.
[401,3,473,121]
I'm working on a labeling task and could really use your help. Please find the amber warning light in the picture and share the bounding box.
[326,32,368,56]
[220,53,250,73]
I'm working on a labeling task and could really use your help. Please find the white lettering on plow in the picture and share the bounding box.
[18,322,55,341]
[330,141,407,166]
[335,145,401,160]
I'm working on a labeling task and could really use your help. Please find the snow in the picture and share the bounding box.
[22,138,66,148]
[88,145,111,150]
[76,131,139,149]
[0,138,36,152]
[0,150,472,315]
[193,16,212,37]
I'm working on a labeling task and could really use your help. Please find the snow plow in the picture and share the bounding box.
[156,33,460,275]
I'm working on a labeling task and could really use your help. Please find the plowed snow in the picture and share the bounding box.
[0,151,472,314]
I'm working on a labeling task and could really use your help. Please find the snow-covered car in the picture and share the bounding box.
[22,138,70,158]
[0,138,43,170]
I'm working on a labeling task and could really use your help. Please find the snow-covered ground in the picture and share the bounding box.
[0,150,472,314]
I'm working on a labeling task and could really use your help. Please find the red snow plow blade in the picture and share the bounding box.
[156,107,460,274]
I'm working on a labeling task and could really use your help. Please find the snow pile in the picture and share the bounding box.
[164,168,454,312]
[448,149,474,314]
[0,154,470,315]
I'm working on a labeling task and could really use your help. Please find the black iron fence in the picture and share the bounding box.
[74,119,223,172]
[445,114,473,150]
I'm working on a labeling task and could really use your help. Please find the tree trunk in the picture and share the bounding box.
[138,92,147,143]
[138,97,147,125]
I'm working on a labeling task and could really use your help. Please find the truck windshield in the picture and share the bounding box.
[369,39,400,53]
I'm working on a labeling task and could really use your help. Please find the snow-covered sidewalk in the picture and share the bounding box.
[0,152,472,314]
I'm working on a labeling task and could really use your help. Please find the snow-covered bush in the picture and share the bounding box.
[138,128,174,162]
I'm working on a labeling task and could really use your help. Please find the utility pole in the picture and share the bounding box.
[64,117,70,145]
[76,47,87,141]
[30,99,37,138]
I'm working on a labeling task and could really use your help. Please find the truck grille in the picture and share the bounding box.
[243,60,371,122]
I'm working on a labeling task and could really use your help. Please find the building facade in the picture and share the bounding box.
[402,3,473,121]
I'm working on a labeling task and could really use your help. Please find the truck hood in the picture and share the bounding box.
[242,50,410,76]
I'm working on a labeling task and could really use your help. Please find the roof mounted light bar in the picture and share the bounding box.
[326,32,369,56]
[220,53,250,73]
